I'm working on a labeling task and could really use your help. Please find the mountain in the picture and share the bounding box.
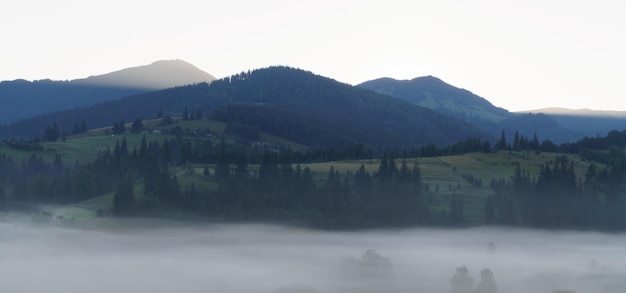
[519,107,626,137]
[0,60,215,124]
[2,67,490,148]
[359,76,511,123]
[72,59,216,89]
[359,76,583,143]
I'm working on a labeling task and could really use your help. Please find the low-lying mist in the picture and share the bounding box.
[0,215,624,293]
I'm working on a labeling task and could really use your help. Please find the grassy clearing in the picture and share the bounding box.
[43,183,147,221]
[300,151,595,223]
[0,117,308,163]
[43,134,173,163]
[0,146,58,162]
[0,133,174,163]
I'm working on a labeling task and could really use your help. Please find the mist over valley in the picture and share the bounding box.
[1,216,624,293]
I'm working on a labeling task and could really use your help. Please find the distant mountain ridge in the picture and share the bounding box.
[359,76,511,123]
[519,107,626,137]
[361,76,626,142]
[359,76,584,143]
[521,107,626,118]
[0,60,215,124]
[6,60,626,146]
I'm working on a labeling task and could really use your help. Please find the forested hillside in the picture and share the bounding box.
[2,67,489,148]
[359,76,584,143]
[359,76,511,123]
[1,115,626,229]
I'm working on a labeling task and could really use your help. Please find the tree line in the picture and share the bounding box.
[485,153,626,230]
[2,120,626,229]
[0,133,447,228]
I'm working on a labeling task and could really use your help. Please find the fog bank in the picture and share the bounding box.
[0,216,624,293]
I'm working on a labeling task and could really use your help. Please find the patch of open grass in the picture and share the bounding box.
[300,151,596,224]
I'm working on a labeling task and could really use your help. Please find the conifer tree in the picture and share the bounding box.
[162,139,172,167]
[513,131,521,151]
[495,130,507,150]
[450,266,474,293]
[131,118,143,133]
[0,183,5,210]
[530,133,539,151]
[214,140,231,185]
[112,175,136,216]
[484,195,495,224]
[194,108,203,120]
[475,269,497,293]
[182,107,190,121]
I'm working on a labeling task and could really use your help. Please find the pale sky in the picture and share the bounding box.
[2,0,625,111]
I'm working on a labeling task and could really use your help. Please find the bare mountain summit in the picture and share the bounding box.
[73,59,216,89]
[0,60,216,125]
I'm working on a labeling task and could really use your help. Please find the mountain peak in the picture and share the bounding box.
[359,75,511,123]
[73,59,216,90]
[411,75,444,83]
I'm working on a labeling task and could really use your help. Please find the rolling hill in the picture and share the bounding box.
[1,67,490,148]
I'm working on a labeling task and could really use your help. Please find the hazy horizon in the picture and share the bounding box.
[1,215,624,293]
[3,0,626,112]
